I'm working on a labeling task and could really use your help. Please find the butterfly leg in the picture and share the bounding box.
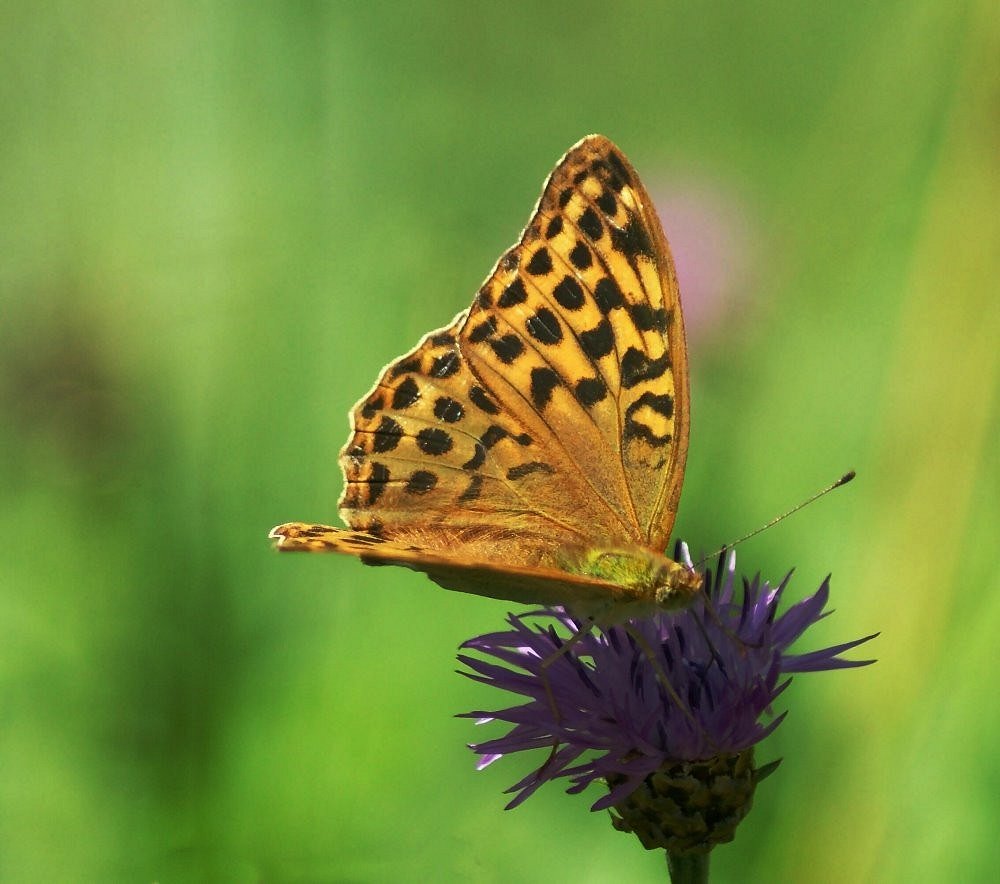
[700,591,763,654]
[622,622,718,749]
[538,618,594,716]
[535,617,597,777]
[688,603,734,674]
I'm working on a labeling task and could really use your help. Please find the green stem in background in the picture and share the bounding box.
[667,850,709,883]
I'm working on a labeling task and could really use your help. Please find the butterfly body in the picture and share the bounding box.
[270,522,701,623]
[565,546,703,612]
[272,134,700,620]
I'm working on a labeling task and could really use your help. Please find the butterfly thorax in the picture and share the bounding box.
[565,546,703,614]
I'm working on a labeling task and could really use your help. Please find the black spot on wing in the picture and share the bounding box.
[458,474,484,502]
[298,526,327,538]
[530,367,561,409]
[526,308,562,345]
[611,217,653,260]
[526,247,553,276]
[498,278,528,308]
[343,533,382,548]
[575,376,608,406]
[471,426,530,461]
[468,316,497,343]
[579,319,615,359]
[480,425,508,449]
[597,190,617,216]
[628,303,669,333]
[469,386,500,415]
[607,170,628,193]
[623,393,674,446]
[569,241,592,270]
[552,275,585,311]
[462,442,486,470]
[578,207,603,240]
[607,149,632,186]
[392,377,420,409]
[506,461,556,481]
[405,470,437,494]
[620,348,669,388]
[431,351,460,378]
[489,334,525,364]
[593,277,625,313]
[434,396,465,424]
[416,427,453,455]
[390,357,421,378]
[545,215,563,239]
[360,395,383,420]
[368,462,390,505]
[372,415,404,453]
[434,396,464,423]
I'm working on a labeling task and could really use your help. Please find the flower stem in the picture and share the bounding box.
[666,850,709,884]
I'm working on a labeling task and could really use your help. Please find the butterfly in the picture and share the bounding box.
[271,135,702,624]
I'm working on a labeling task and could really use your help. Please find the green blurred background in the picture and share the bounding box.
[1,2,996,881]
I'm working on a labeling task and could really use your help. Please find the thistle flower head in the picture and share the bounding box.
[459,548,876,853]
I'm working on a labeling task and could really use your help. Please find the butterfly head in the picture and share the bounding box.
[653,558,705,611]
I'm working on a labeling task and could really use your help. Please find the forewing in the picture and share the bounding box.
[329,135,688,573]
[459,135,690,551]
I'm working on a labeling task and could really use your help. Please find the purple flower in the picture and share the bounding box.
[458,547,876,854]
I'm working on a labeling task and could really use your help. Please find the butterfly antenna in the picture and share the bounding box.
[694,470,856,569]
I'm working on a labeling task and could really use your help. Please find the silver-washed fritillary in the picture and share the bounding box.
[271,135,702,623]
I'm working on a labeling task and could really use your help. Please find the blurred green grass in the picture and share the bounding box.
[1,1,996,881]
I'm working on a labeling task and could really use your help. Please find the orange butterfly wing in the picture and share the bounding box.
[273,135,691,606]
